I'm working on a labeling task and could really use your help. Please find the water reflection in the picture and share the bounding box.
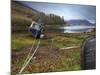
[60,26,96,33]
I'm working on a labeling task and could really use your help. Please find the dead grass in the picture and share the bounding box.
[11,32,95,74]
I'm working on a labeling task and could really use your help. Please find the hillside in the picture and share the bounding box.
[11,1,65,30]
[12,1,40,26]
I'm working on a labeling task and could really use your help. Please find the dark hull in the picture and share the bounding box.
[29,28,41,38]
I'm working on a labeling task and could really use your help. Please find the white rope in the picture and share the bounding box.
[19,39,40,74]
[20,39,36,72]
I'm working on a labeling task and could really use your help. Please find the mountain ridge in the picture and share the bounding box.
[67,19,95,26]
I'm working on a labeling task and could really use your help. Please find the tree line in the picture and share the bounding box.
[37,12,65,25]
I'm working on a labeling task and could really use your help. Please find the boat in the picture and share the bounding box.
[29,20,44,38]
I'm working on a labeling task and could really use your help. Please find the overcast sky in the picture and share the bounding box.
[20,1,96,23]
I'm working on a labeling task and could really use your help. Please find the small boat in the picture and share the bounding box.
[29,20,44,38]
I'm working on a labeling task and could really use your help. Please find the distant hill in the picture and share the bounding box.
[67,19,95,26]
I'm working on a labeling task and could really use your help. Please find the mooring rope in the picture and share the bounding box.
[19,39,41,74]
[20,39,36,72]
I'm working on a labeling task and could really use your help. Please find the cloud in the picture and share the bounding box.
[21,1,96,23]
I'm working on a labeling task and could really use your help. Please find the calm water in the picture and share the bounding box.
[60,25,96,33]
